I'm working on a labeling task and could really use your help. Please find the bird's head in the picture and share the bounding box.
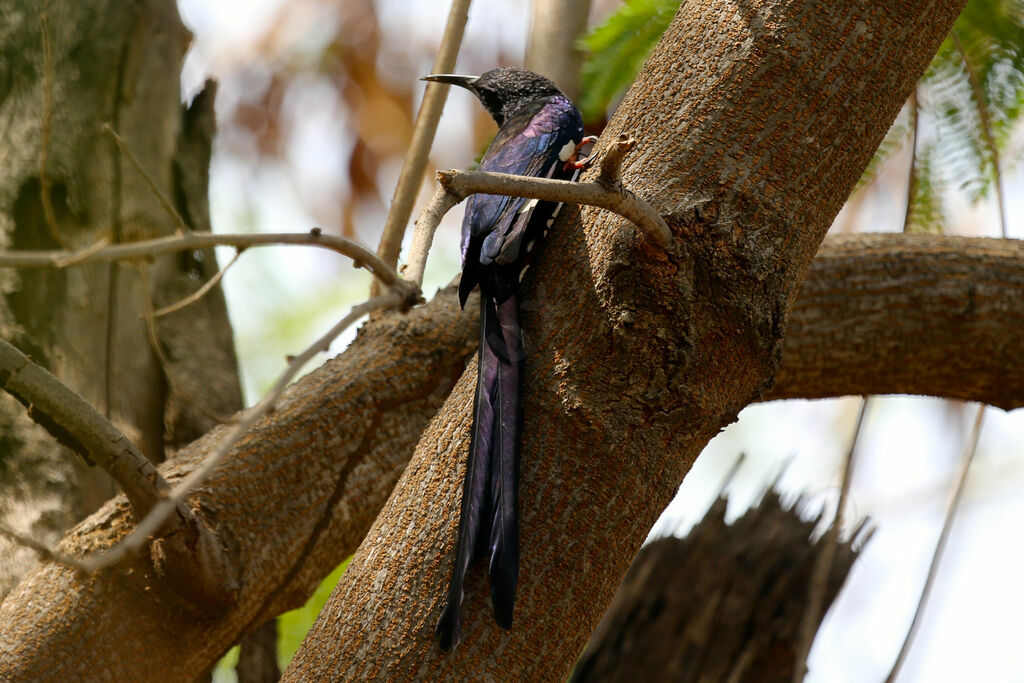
[423,66,563,127]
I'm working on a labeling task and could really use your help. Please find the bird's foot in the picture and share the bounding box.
[564,135,599,170]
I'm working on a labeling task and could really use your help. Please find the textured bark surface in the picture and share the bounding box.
[0,286,476,680]
[285,1,966,679]
[572,493,864,682]
[771,233,1024,410]
[0,0,240,596]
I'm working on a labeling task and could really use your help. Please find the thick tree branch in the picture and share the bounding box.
[0,338,238,606]
[769,234,1024,411]
[0,338,166,518]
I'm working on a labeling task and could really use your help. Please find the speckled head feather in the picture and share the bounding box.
[424,66,564,126]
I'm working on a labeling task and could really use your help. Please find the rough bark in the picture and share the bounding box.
[0,0,241,596]
[772,233,1024,410]
[0,286,476,680]
[572,492,865,682]
[285,1,965,679]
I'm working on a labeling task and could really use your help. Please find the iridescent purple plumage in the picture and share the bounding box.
[424,67,584,651]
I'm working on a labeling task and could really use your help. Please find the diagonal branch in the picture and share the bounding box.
[372,0,473,293]
[0,337,170,520]
[65,291,404,575]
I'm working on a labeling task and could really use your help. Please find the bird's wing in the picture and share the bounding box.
[461,96,582,270]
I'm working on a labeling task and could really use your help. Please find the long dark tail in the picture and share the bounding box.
[436,288,523,651]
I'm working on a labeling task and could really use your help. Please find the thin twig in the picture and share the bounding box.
[886,404,985,682]
[0,522,91,572]
[792,397,869,683]
[901,89,920,234]
[38,12,68,249]
[0,230,419,303]
[138,261,174,381]
[371,0,473,296]
[138,260,234,425]
[103,123,190,234]
[438,167,671,245]
[952,32,1008,239]
[63,291,404,573]
[53,235,111,267]
[403,136,671,287]
[153,250,241,318]
[403,188,461,287]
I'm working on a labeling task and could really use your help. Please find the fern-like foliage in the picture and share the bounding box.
[578,0,678,121]
[580,0,1024,232]
[905,142,948,234]
[853,105,913,196]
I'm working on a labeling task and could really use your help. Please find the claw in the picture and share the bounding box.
[563,135,599,171]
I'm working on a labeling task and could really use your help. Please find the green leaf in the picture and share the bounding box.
[579,0,679,121]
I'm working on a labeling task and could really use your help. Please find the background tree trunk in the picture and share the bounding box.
[284,1,965,678]
[525,0,592,100]
[0,0,241,618]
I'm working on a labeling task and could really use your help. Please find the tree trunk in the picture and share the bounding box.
[525,0,592,100]
[0,0,242,596]
[572,491,866,682]
[284,1,965,679]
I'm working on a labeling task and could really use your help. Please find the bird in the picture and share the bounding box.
[422,66,588,651]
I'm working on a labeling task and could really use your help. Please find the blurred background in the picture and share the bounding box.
[175,0,1024,680]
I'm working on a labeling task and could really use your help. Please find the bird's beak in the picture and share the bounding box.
[421,74,478,91]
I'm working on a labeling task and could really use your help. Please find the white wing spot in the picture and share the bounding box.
[558,140,576,162]
[517,198,538,214]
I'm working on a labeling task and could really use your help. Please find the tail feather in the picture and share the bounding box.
[488,294,521,629]
[436,288,523,650]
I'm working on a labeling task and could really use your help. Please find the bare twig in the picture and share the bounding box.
[0,230,419,304]
[901,88,919,234]
[138,261,174,382]
[886,404,985,682]
[371,0,473,295]
[0,522,91,572]
[404,189,462,287]
[0,337,170,520]
[153,250,241,318]
[54,235,111,267]
[64,291,404,573]
[793,397,869,683]
[38,12,68,249]
[403,135,671,287]
[952,32,1008,239]
[103,123,190,234]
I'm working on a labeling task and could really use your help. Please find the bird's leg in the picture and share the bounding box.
[563,135,600,171]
